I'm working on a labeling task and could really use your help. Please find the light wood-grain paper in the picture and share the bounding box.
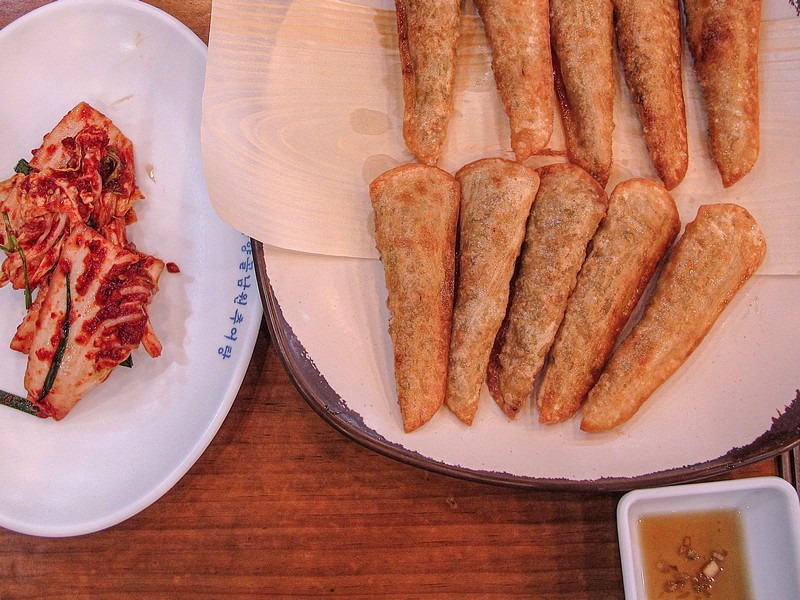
[202,0,800,275]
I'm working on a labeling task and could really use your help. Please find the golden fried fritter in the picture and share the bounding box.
[684,0,761,187]
[537,178,680,424]
[486,164,607,419]
[582,204,766,431]
[550,0,616,185]
[395,0,461,165]
[614,0,688,189]
[445,158,539,425]
[371,163,461,431]
[474,0,554,161]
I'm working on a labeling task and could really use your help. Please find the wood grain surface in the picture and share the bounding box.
[199,0,800,275]
[0,2,778,598]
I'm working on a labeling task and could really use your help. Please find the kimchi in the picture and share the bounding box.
[0,102,164,420]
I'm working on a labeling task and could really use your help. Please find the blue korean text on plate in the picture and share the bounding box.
[219,238,256,360]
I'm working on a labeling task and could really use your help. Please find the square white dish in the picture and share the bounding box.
[617,476,800,599]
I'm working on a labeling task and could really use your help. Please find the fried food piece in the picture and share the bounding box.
[684,0,761,187]
[582,204,766,432]
[486,164,607,419]
[370,163,460,432]
[550,0,616,186]
[614,0,688,190]
[395,0,461,166]
[445,158,538,425]
[474,0,554,161]
[536,179,680,424]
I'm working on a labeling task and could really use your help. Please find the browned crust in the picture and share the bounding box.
[395,0,461,166]
[684,0,761,187]
[581,204,766,432]
[614,0,688,190]
[474,0,554,161]
[486,163,608,419]
[445,158,539,425]
[536,178,680,424]
[550,0,615,186]
[370,163,461,432]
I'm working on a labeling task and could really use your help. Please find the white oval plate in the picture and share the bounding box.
[0,0,261,537]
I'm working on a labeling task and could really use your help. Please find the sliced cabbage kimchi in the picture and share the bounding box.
[0,102,164,419]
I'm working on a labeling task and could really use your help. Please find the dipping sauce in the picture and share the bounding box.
[638,509,752,599]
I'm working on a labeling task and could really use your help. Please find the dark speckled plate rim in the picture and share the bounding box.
[253,239,800,492]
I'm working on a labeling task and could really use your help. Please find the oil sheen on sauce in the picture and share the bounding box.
[638,509,752,599]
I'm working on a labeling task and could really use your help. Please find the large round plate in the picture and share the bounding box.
[201,0,800,490]
[0,0,261,536]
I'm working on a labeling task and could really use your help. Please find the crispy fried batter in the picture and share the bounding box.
[445,158,538,425]
[684,0,761,187]
[486,164,607,419]
[370,163,460,432]
[395,0,461,166]
[536,179,680,424]
[474,0,554,161]
[614,0,688,189]
[550,0,616,186]
[581,204,766,432]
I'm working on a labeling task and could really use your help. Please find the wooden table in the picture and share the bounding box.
[0,2,780,598]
